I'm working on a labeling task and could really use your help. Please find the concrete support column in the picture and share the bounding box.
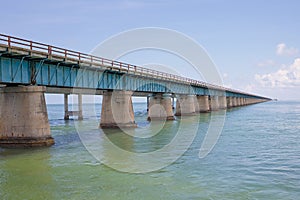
[245,98,249,105]
[64,94,83,120]
[0,86,54,147]
[147,94,175,121]
[238,97,242,106]
[239,97,243,106]
[175,95,196,116]
[234,97,239,107]
[242,98,246,106]
[231,97,236,107]
[100,90,137,128]
[227,97,233,108]
[210,96,219,111]
[197,95,210,112]
[247,98,253,105]
[218,96,227,109]
[78,94,83,120]
[64,94,69,119]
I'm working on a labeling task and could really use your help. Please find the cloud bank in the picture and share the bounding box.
[255,58,300,88]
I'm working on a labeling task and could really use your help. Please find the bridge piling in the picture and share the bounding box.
[227,97,233,108]
[233,97,237,107]
[210,96,220,111]
[0,86,54,147]
[196,95,210,112]
[218,96,227,109]
[147,94,175,121]
[64,94,83,120]
[175,95,196,116]
[100,90,137,128]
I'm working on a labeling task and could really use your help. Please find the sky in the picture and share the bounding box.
[1,0,300,102]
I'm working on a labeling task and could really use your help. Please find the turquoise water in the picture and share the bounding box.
[0,101,299,199]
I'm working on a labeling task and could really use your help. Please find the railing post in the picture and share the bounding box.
[48,45,52,56]
[7,36,11,48]
[64,50,67,60]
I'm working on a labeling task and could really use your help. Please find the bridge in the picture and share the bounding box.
[0,34,271,147]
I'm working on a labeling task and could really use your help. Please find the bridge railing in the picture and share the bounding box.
[0,33,257,97]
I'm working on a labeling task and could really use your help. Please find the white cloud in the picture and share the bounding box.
[276,43,299,56]
[223,73,228,78]
[255,58,300,88]
[257,59,276,67]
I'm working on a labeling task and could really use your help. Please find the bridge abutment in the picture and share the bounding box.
[147,94,174,121]
[175,95,196,116]
[0,86,54,147]
[100,90,137,128]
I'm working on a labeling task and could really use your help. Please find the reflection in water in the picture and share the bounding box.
[77,113,205,173]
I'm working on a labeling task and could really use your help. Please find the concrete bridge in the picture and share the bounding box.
[0,34,271,147]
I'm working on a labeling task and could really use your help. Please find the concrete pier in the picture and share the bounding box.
[231,97,236,107]
[242,98,246,106]
[100,90,137,128]
[196,95,210,112]
[210,96,219,111]
[64,94,83,120]
[238,97,242,106]
[227,97,233,108]
[147,94,175,121]
[0,86,54,147]
[218,96,227,109]
[175,95,196,116]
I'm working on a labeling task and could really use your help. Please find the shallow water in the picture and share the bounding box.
[0,101,299,199]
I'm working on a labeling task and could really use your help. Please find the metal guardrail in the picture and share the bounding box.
[0,33,261,97]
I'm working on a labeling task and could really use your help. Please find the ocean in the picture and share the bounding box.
[0,101,299,200]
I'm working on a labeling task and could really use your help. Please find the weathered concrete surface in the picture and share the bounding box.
[100,90,137,128]
[231,97,236,107]
[0,86,54,147]
[196,95,210,113]
[218,96,227,109]
[227,97,233,108]
[175,95,196,116]
[148,94,174,121]
[238,97,242,106]
[210,96,219,111]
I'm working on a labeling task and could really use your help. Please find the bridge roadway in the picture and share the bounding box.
[0,34,271,147]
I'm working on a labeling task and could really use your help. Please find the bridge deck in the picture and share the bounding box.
[0,34,270,99]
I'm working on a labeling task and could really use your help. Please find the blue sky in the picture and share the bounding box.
[1,0,300,101]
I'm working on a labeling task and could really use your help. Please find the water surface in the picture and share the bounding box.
[0,101,299,199]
